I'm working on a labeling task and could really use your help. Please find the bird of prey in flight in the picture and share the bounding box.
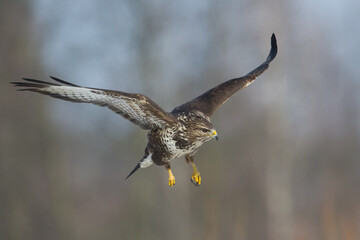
[12,34,277,187]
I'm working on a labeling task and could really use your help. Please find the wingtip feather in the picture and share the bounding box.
[266,33,278,63]
[49,76,79,86]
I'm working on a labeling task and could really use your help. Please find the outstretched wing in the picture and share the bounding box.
[11,76,176,129]
[172,33,278,118]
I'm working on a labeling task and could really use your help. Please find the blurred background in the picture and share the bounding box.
[1,0,360,239]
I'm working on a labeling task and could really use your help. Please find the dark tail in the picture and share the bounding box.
[125,163,141,180]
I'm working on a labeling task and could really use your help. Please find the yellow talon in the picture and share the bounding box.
[190,162,201,186]
[168,168,175,186]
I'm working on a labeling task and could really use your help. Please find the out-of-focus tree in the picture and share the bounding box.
[0,1,61,239]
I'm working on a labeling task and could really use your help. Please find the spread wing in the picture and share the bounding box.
[172,33,278,118]
[11,77,176,130]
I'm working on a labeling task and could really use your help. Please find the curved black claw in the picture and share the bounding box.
[191,179,200,187]
[190,177,201,187]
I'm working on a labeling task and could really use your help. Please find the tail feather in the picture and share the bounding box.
[125,163,141,180]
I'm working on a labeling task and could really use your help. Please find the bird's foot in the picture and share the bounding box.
[168,168,175,186]
[191,170,201,187]
[169,176,175,186]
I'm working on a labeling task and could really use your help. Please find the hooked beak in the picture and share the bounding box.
[212,130,218,141]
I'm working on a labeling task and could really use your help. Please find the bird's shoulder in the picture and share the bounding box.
[174,111,210,123]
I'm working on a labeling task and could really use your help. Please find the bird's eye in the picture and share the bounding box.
[201,128,210,133]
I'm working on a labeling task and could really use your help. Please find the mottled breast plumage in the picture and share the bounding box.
[146,112,214,164]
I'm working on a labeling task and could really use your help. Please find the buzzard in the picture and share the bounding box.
[12,34,277,187]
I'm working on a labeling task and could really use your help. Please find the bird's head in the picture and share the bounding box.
[193,121,218,142]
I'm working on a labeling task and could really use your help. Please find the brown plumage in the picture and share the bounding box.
[11,34,278,187]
